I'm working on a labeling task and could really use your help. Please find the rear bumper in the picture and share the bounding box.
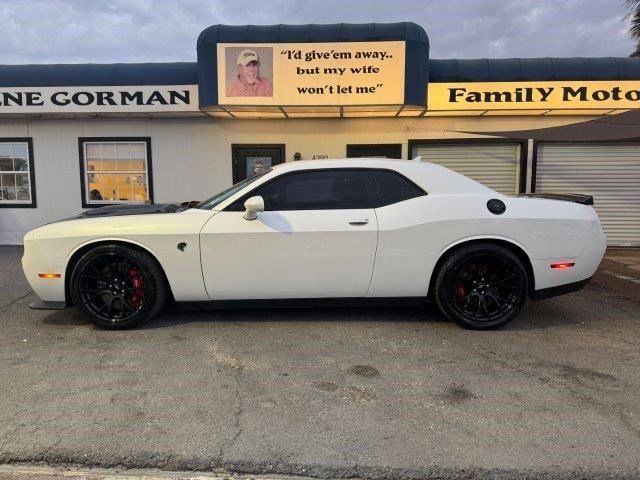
[530,276,592,301]
[530,220,606,292]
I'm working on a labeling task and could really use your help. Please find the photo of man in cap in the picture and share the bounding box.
[226,48,273,97]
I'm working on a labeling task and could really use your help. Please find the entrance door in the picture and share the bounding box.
[347,144,402,159]
[232,144,285,183]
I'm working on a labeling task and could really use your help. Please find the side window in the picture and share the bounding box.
[367,170,426,207]
[79,138,153,208]
[229,170,371,211]
[0,139,36,208]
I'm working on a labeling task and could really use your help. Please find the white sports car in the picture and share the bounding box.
[22,159,606,330]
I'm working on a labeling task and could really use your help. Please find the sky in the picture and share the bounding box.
[0,0,636,64]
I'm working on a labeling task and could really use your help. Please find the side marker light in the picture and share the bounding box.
[550,263,575,270]
[38,273,61,279]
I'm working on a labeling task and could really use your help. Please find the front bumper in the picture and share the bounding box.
[29,299,67,310]
[22,234,67,303]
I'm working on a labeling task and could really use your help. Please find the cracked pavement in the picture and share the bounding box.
[1,245,640,479]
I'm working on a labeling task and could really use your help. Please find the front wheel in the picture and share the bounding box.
[70,244,168,329]
[434,243,528,330]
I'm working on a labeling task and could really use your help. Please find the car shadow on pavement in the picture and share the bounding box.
[38,297,600,332]
[504,304,576,331]
[40,308,91,327]
[168,293,608,332]
[149,304,441,329]
[39,303,446,329]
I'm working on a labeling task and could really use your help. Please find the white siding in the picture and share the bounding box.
[411,143,520,194]
[0,115,599,244]
[0,118,225,244]
[536,143,640,247]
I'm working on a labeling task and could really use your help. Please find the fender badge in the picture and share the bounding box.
[177,242,187,252]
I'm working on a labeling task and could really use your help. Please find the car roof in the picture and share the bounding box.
[273,158,494,195]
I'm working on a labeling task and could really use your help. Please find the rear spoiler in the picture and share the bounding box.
[518,193,594,206]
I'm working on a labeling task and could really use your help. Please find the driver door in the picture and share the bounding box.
[199,169,378,300]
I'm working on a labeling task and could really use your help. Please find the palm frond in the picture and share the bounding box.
[625,0,640,55]
[631,9,640,38]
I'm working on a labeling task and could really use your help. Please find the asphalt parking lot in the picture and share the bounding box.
[1,245,639,480]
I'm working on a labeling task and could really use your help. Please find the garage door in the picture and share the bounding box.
[411,143,520,194]
[536,143,640,247]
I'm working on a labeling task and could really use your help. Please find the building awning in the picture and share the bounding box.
[0,63,198,87]
[457,109,640,141]
[1,23,640,119]
[429,57,640,82]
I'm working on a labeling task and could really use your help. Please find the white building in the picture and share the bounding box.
[1,22,639,245]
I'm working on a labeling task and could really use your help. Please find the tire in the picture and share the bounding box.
[70,244,168,329]
[433,243,528,330]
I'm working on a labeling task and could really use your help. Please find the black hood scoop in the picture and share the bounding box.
[44,201,201,225]
[74,200,202,219]
[76,203,179,218]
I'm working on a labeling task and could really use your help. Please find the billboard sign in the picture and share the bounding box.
[216,41,406,106]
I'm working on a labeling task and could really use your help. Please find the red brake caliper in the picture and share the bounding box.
[128,268,145,308]
[453,283,467,299]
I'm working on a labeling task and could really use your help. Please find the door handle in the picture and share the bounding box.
[349,219,369,225]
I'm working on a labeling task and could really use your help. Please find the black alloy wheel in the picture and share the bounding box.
[434,243,528,330]
[70,244,167,329]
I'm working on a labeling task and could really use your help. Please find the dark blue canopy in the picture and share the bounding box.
[0,63,197,87]
[198,22,429,46]
[429,57,640,82]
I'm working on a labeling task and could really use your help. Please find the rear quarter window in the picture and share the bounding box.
[367,170,426,207]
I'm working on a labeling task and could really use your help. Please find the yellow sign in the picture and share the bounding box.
[217,41,405,106]
[428,81,640,112]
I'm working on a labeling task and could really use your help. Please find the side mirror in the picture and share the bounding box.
[242,195,264,220]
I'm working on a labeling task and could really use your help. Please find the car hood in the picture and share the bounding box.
[75,203,184,218]
[46,201,201,225]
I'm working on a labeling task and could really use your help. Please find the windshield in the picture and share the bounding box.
[196,170,271,210]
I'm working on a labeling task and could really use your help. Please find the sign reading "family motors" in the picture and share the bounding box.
[0,85,199,114]
[428,81,640,112]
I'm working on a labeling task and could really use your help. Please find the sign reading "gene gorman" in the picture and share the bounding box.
[0,85,199,114]
[428,81,640,111]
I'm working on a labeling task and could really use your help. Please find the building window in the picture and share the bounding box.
[0,139,36,208]
[79,137,153,207]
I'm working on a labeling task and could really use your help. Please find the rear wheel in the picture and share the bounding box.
[434,243,528,330]
[70,244,167,329]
